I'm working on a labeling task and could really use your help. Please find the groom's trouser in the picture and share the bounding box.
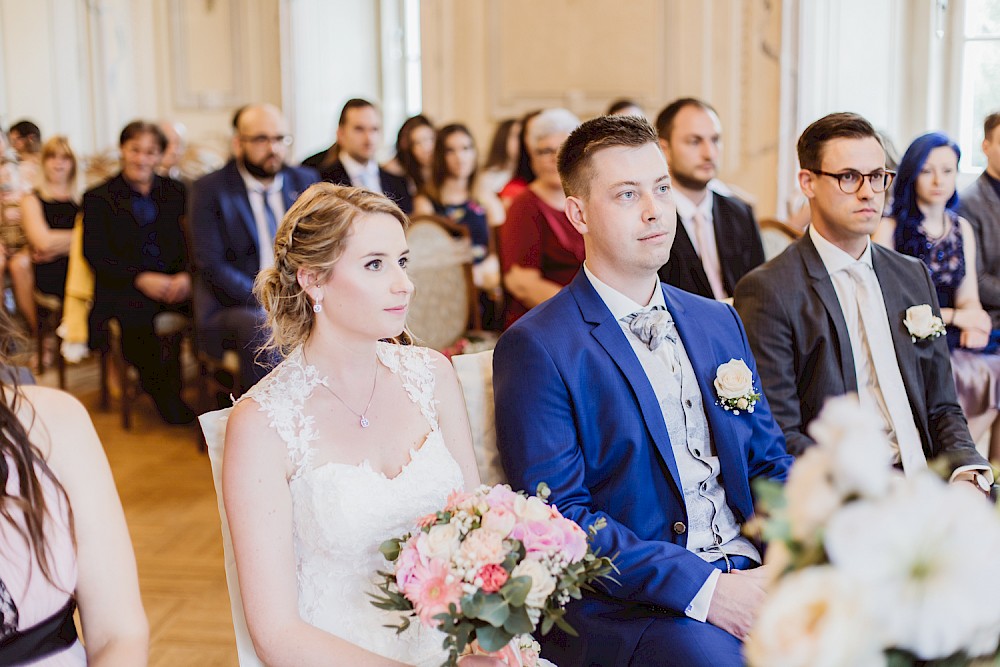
[539,555,753,667]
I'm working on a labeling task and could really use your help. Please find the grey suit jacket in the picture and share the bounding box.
[959,173,1000,327]
[733,233,987,474]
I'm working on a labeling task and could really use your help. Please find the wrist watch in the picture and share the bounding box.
[967,472,992,493]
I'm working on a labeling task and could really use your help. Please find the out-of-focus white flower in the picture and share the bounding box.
[511,559,556,609]
[745,567,886,667]
[785,446,842,542]
[513,495,553,522]
[807,394,894,498]
[825,473,1000,659]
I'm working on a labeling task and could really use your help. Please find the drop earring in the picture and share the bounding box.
[313,302,323,313]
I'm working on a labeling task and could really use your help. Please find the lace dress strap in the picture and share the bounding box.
[376,342,439,429]
[235,347,323,478]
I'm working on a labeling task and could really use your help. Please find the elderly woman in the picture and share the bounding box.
[498,108,581,327]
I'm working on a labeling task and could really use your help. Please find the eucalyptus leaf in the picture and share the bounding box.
[476,624,514,652]
[500,576,532,607]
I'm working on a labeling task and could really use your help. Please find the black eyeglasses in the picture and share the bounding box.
[808,169,895,194]
[240,135,294,148]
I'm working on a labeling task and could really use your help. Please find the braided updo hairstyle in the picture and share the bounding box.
[254,183,410,356]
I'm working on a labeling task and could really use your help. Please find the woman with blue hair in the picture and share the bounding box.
[875,131,1000,458]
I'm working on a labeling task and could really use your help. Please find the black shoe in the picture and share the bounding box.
[155,396,196,425]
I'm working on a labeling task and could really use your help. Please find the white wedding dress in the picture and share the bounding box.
[236,342,462,666]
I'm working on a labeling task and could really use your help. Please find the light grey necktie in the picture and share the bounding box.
[624,307,676,352]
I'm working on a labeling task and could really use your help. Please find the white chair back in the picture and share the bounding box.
[198,408,265,667]
[451,350,506,485]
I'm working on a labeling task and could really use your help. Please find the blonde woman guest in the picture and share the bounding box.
[499,108,582,327]
[222,183,505,666]
[0,312,147,665]
[12,136,80,334]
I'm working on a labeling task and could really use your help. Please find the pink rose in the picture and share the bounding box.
[510,519,567,556]
[460,528,508,566]
[404,559,464,627]
[477,563,509,593]
[481,505,517,537]
[558,518,588,563]
[484,484,518,511]
[394,536,424,590]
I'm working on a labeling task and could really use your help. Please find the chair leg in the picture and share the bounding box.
[99,350,110,410]
[56,337,66,389]
[118,346,131,431]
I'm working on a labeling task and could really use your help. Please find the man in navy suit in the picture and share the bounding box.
[493,115,793,667]
[189,104,319,392]
[304,98,412,213]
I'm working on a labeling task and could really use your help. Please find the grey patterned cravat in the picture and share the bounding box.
[623,307,677,352]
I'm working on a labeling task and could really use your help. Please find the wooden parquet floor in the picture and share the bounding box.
[36,356,239,666]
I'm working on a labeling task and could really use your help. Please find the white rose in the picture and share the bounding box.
[511,559,557,608]
[745,567,886,667]
[784,446,843,542]
[714,359,753,399]
[512,495,552,522]
[808,395,894,499]
[904,304,937,338]
[418,522,462,562]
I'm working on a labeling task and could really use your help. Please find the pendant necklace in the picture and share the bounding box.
[303,349,379,428]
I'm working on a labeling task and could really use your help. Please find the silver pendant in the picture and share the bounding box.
[360,415,370,428]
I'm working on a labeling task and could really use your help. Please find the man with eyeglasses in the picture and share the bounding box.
[189,103,319,397]
[734,112,991,490]
[654,98,765,301]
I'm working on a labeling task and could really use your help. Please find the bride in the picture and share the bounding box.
[223,183,505,666]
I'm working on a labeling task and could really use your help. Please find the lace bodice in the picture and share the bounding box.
[237,342,465,666]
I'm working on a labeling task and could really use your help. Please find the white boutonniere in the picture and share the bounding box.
[903,304,946,342]
[714,359,761,415]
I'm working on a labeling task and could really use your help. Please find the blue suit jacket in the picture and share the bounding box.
[188,160,319,347]
[493,271,792,664]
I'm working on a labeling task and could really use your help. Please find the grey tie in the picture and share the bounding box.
[624,307,676,352]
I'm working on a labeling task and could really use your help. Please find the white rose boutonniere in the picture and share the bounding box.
[903,304,946,342]
[714,358,761,415]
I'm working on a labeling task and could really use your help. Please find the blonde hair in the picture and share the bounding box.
[38,135,78,201]
[254,183,410,356]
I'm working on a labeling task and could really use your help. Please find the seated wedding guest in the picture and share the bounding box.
[734,113,991,492]
[494,114,793,667]
[479,118,521,196]
[960,111,1000,328]
[190,104,319,394]
[655,98,765,300]
[222,183,502,667]
[414,123,501,329]
[498,110,541,209]
[0,312,147,665]
[499,108,582,327]
[606,98,645,118]
[156,119,187,182]
[83,120,194,424]
[14,136,79,338]
[873,132,1000,460]
[309,98,412,213]
[382,114,435,197]
[1,121,42,319]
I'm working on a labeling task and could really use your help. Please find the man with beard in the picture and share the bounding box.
[305,98,412,212]
[189,104,319,394]
[655,98,764,300]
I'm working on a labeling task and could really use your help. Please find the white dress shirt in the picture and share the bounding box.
[674,190,727,299]
[238,164,285,271]
[339,152,382,193]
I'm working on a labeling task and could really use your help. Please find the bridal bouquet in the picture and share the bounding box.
[371,483,616,667]
[745,396,1000,667]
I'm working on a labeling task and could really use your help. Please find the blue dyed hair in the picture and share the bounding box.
[890,132,961,246]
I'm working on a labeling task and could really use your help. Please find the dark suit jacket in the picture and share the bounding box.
[494,271,792,666]
[82,173,188,329]
[959,173,1000,327]
[733,232,987,473]
[657,192,765,298]
[188,160,319,346]
[320,158,413,213]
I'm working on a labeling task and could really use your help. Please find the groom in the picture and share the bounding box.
[493,115,793,667]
